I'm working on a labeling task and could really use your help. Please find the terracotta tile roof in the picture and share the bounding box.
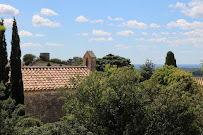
[193,77,203,85]
[22,66,90,91]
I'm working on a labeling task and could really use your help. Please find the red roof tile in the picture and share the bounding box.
[22,66,90,91]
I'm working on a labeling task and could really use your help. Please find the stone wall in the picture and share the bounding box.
[24,90,65,123]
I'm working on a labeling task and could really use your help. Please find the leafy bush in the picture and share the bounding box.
[21,121,92,135]
[139,59,155,81]
[0,98,25,135]
[151,65,198,92]
[23,54,36,66]
[63,66,147,134]
[62,65,202,134]
[50,58,62,64]
[96,54,131,71]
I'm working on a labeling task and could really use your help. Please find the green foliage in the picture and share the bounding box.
[139,59,155,81]
[16,118,43,129]
[63,66,147,134]
[0,19,9,91]
[19,121,92,135]
[151,65,197,92]
[142,82,201,135]
[0,81,5,99]
[50,58,62,64]
[72,57,83,66]
[165,51,177,67]
[47,62,51,66]
[96,54,131,71]
[50,58,68,65]
[201,60,203,71]
[0,98,25,135]
[192,70,203,77]
[10,18,24,105]
[23,54,36,66]
[62,65,202,134]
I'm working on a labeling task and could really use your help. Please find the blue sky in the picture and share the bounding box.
[0,0,203,64]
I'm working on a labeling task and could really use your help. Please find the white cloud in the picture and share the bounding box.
[183,29,203,37]
[160,32,169,35]
[32,14,60,27]
[152,32,169,37]
[75,16,88,22]
[21,43,42,47]
[75,33,89,36]
[120,20,147,29]
[169,1,203,18]
[136,45,151,48]
[46,43,64,46]
[135,36,203,48]
[4,18,13,28]
[167,19,203,29]
[19,30,33,37]
[89,37,114,42]
[142,32,148,35]
[92,30,111,36]
[40,8,58,16]
[116,30,134,36]
[169,2,187,9]
[115,44,131,49]
[35,34,45,37]
[107,16,124,21]
[135,38,168,43]
[90,19,104,23]
[150,23,160,28]
[0,4,19,16]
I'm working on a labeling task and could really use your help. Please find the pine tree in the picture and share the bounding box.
[165,51,177,67]
[10,18,24,104]
[0,19,9,100]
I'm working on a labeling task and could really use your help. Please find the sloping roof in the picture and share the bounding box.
[22,66,90,91]
[86,51,96,58]
[193,77,203,85]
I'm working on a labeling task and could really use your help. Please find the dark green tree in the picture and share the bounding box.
[0,19,9,100]
[96,54,131,71]
[139,59,155,81]
[165,51,177,67]
[63,66,147,134]
[10,18,24,105]
[23,54,36,66]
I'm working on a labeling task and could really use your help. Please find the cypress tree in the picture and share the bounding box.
[10,18,24,104]
[165,51,177,67]
[0,19,9,84]
[0,19,9,99]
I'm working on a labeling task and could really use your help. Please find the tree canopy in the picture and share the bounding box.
[62,65,202,134]
[96,54,131,71]
[165,51,177,67]
[23,54,36,66]
[139,59,155,81]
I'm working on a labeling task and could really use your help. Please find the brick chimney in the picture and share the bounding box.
[83,51,96,71]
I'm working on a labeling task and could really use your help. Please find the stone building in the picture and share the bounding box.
[22,51,96,123]
[40,53,50,62]
[83,51,96,71]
